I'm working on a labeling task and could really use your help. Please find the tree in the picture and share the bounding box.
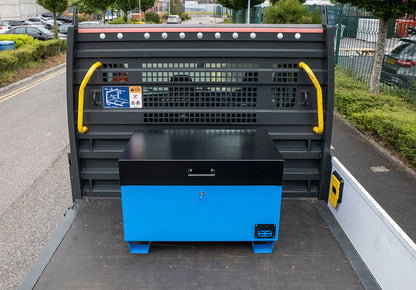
[263,0,321,24]
[337,0,416,94]
[71,0,100,20]
[115,0,137,22]
[217,0,263,22]
[36,0,68,39]
[165,0,183,16]
[84,0,116,24]
[137,0,156,21]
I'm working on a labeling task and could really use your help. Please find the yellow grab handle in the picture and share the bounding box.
[299,62,324,134]
[78,62,102,133]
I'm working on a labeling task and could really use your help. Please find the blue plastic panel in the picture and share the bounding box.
[121,185,282,242]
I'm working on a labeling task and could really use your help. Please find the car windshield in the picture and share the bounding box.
[35,26,52,34]
[391,40,416,57]
[59,26,68,33]
[168,16,176,19]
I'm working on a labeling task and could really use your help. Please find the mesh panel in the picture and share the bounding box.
[142,71,258,83]
[273,72,298,83]
[143,86,257,108]
[103,63,129,83]
[144,112,256,123]
[272,87,297,108]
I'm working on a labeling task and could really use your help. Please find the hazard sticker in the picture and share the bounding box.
[129,86,142,108]
[103,86,142,108]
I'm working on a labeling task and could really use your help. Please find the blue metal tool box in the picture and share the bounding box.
[119,128,284,254]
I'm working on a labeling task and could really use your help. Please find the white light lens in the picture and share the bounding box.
[117,33,123,39]
[232,32,238,39]
[197,32,203,39]
[99,33,105,39]
[277,33,283,39]
[295,33,301,39]
[250,33,256,39]
[215,32,221,39]
[144,33,150,39]
[179,32,185,39]
[162,32,168,39]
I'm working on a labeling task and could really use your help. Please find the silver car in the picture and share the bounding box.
[167,15,181,24]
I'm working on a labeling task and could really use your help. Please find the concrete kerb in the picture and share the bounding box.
[0,63,66,95]
[333,111,416,180]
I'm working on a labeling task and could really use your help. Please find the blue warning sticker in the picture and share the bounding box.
[103,86,142,108]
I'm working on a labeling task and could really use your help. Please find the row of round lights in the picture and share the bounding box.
[99,32,302,40]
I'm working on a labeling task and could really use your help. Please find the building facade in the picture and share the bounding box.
[0,0,48,20]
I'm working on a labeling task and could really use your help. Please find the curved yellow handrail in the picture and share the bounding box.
[78,62,102,133]
[299,62,324,134]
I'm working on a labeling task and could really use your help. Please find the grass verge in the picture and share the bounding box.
[335,67,416,167]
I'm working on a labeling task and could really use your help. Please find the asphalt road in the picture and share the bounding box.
[183,13,224,25]
[0,65,72,289]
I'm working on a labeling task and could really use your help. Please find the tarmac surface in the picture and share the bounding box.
[0,65,72,289]
[0,62,415,289]
[331,115,416,242]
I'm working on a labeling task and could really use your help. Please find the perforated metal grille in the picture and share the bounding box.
[142,71,258,83]
[273,63,298,69]
[142,62,259,69]
[143,112,257,123]
[103,63,129,83]
[273,72,298,83]
[271,87,297,108]
[143,86,257,108]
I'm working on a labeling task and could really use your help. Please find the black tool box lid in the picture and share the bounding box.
[119,129,284,186]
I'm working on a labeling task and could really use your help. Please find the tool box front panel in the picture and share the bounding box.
[121,185,282,242]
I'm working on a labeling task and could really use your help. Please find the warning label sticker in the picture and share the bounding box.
[103,86,142,108]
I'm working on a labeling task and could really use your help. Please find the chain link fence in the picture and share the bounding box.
[332,4,416,96]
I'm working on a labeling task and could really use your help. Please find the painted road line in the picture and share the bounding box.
[0,68,66,103]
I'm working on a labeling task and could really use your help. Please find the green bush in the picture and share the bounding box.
[0,34,38,49]
[335,67,416,166]
[110,17,128,24]
[263,0,321,24]
[0,39,66,72]
[180,12,190,20]
[0,50,19,70]
[145,12,160,24]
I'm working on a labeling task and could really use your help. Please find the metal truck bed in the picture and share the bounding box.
[28,198,368,289]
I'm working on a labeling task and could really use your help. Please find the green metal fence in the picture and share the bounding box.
[333,4,416,93]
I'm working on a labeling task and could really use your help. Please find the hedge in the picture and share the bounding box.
[0,34,38,49]
[335,67,416,166]
[145,12,160,24]
[0,39,66,72]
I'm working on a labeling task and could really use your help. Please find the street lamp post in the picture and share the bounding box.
[247,0,251,24]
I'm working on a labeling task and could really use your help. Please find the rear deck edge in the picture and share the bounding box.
[17,199,84,290]
[315,200,380,289]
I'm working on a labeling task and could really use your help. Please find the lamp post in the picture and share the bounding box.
[247,0,251,24]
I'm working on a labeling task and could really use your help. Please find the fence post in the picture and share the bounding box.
[334,4,344,65]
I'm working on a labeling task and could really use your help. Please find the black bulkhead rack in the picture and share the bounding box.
[66,24,334,200]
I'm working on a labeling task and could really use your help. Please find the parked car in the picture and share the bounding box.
[79,21,104,25]
[6,25,54,40]
[167,15,181,24]
[1,20,26,27]
[0,23,9,34]
[381,36,416,88]
[27,16,49,23]
[57,15,73,23]
[41,13,72,23]
[58,24,71,34]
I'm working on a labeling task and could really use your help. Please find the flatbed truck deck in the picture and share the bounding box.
[17,13,416,289]
[25,198,371,289]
